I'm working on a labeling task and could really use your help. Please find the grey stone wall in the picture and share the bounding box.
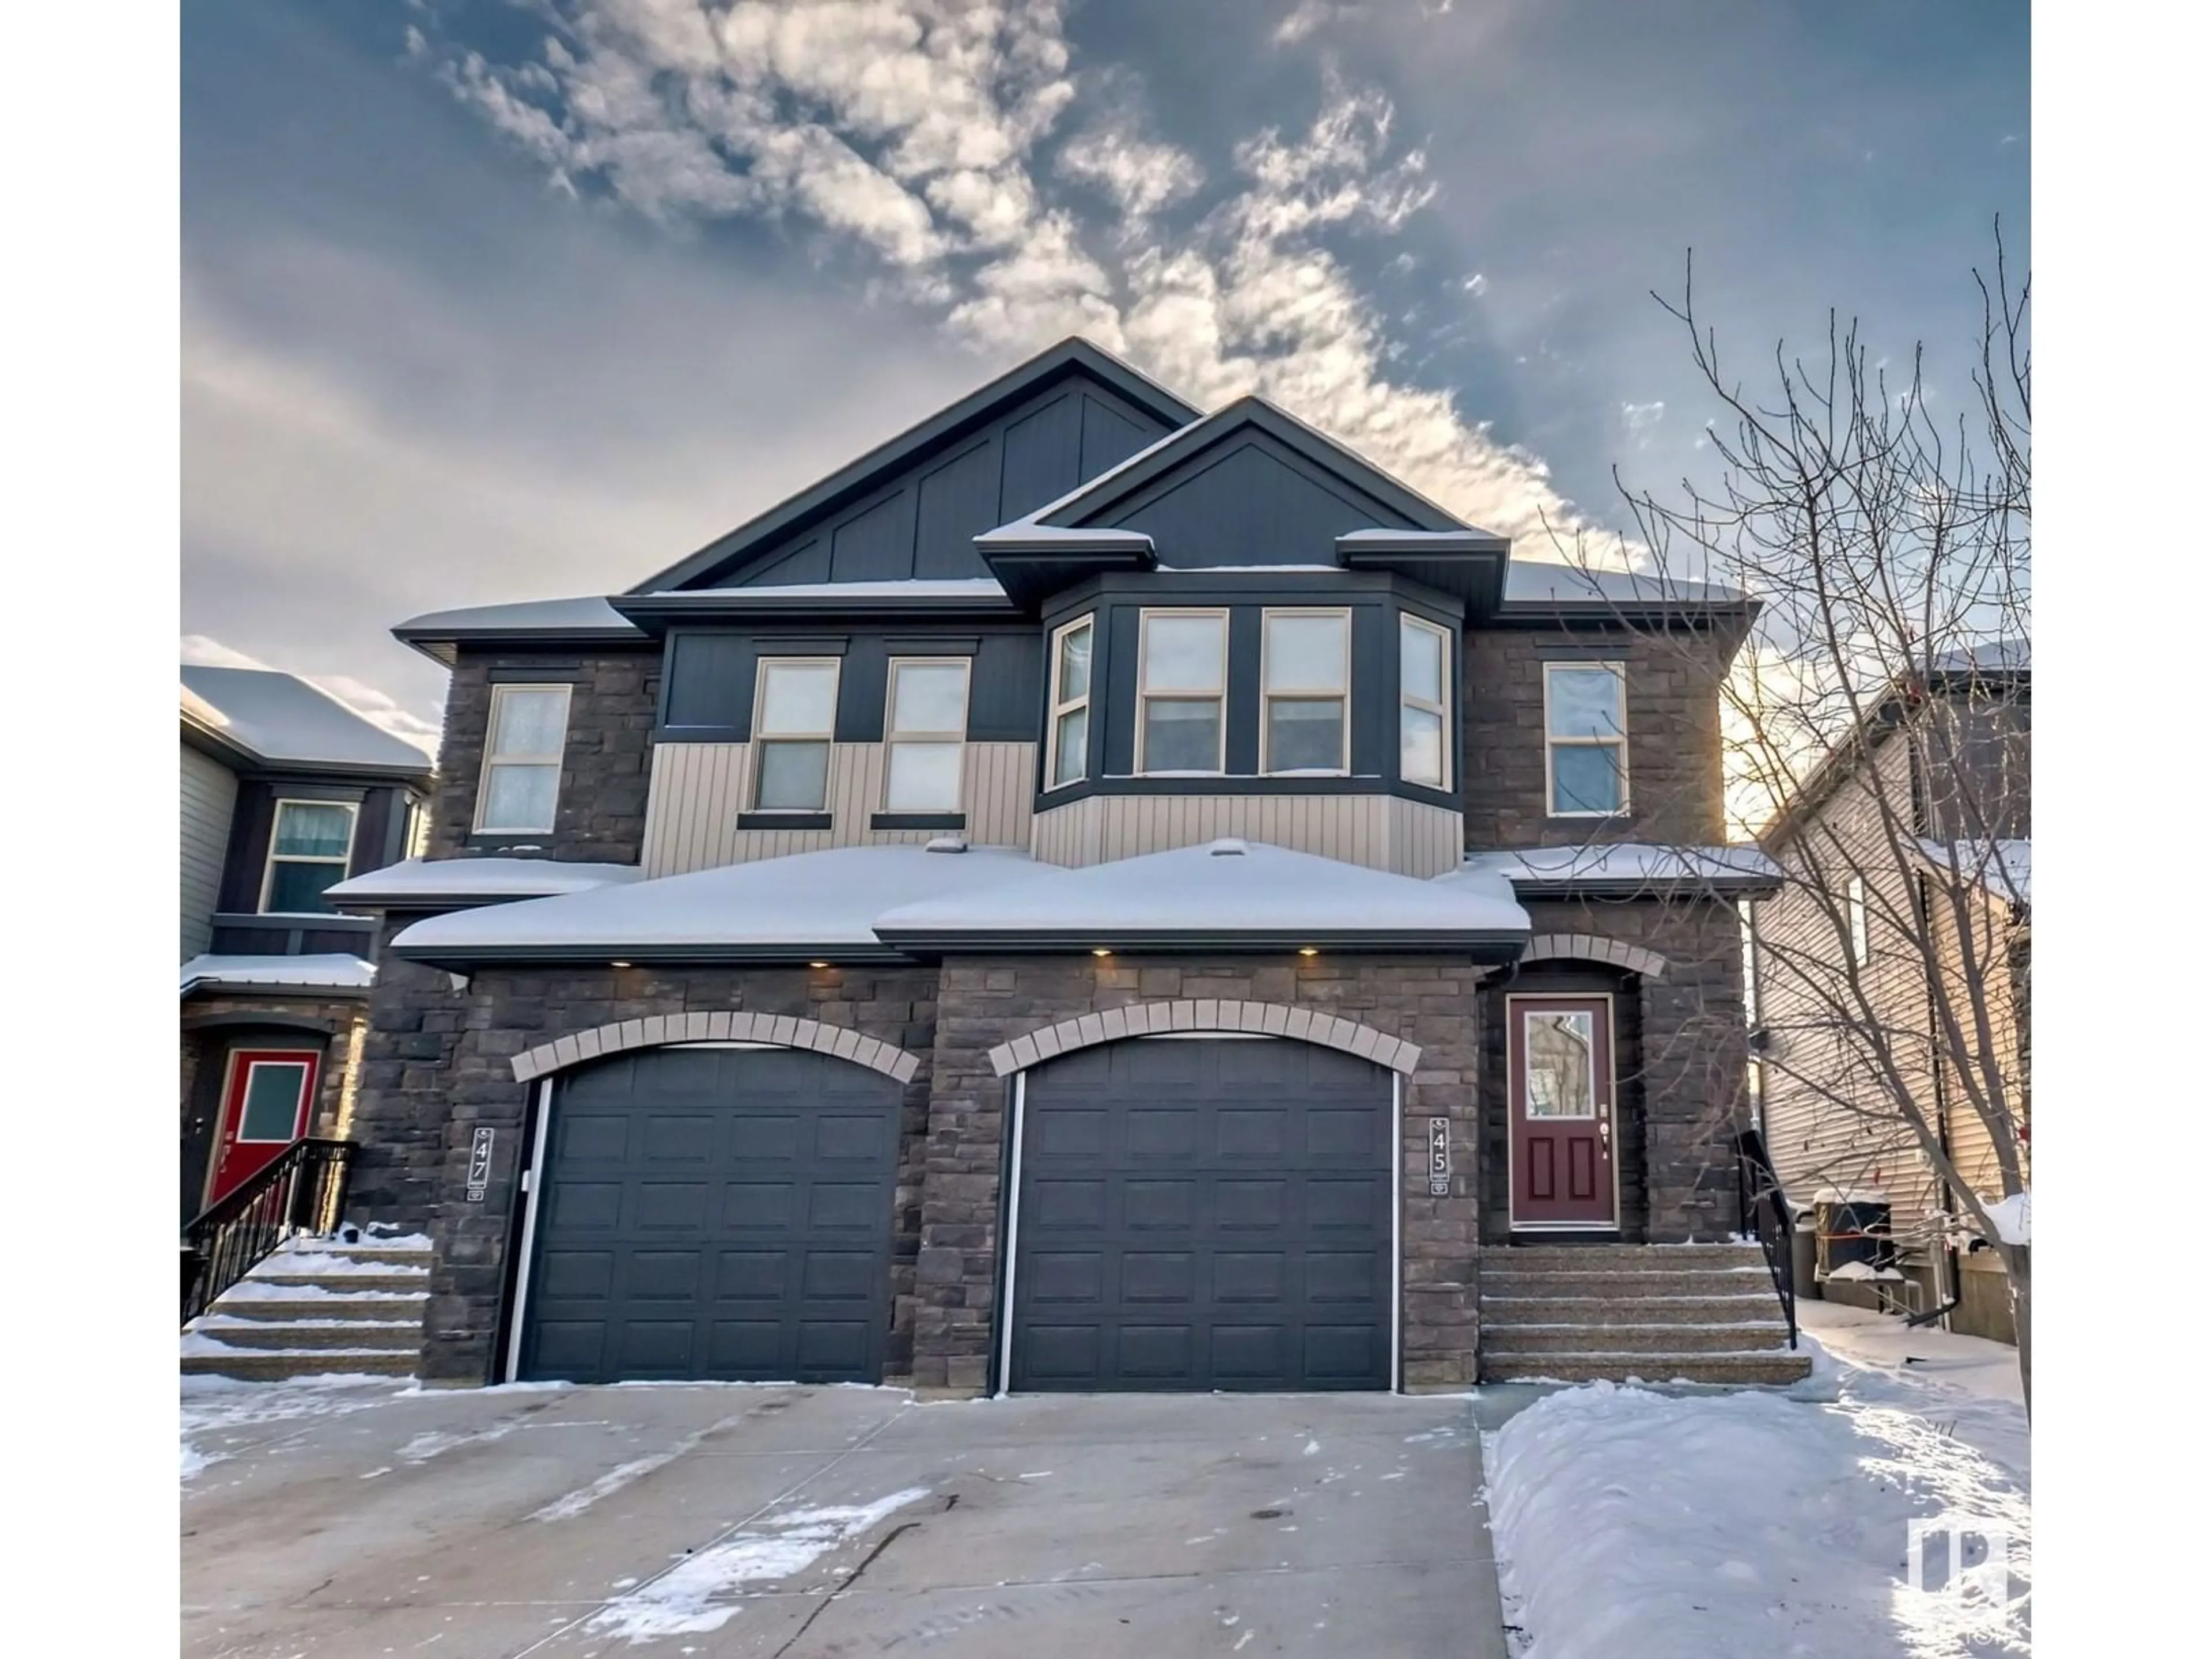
[1461,623,1734,850]
[915,954,1485,1394]
[344,955,938,1384]
[426,649,660,865]
[1481,897,1751,1240]
[180,993,370,1145]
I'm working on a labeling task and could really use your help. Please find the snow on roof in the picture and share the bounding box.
[179,954,376,995]
[1910,839,2030,905]
[875,839,1530,945]
[180,666,434,772]
[665,579,1013,600]
[1501,560,1746,607]
[1444,843,1781,892]
[389,843,1041,959]
[393,595,640,635]
[1931,638,2031,674]
[324,858,645,906]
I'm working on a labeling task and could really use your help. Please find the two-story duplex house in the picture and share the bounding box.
[323,339,1802,1393]
[1751,642,2031,1343]
[180,665,433,1224]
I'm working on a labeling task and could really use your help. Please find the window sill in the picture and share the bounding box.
[870,812,967,831]
[737,811,834,831]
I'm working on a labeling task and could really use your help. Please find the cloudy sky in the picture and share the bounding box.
[182,0,2028,744]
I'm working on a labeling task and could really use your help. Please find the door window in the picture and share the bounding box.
[1523,1010,1597,1119]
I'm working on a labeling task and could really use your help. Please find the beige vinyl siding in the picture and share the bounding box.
[1757,732,1943,1251]
[1029,792,1463,876]
[642,741,1035,877]
[1929,878,2029,1207]
[180,742,238,959]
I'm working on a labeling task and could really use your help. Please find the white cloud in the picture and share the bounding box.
[1461,270,1488,296]
[413,2,1620,552]
[180,634,270,671]
[1620,399,1664,431]
[1274,1,1358,47]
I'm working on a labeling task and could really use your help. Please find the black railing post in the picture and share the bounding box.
[181,1139,358,1325]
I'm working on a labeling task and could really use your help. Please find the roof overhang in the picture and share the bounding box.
[385,938,915,971]
[1335,530,1511,615]
[869,924,1531,960]
[974,530,1158,613]
[611,584,1021,634]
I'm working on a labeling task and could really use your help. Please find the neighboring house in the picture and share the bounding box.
[1749,643,2030,1343]
[323,338,1797,1393]
[179,665,434,1224]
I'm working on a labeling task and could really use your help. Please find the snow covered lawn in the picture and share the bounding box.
[1484,1311,2029,1658]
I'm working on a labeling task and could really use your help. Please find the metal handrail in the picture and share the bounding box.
[181,1138,357,1325]
[1734,1128,1798,1350]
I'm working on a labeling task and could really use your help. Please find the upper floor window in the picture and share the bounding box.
[475,684,571,835]
[1046,616,1093,789]
[262,800,357,913]
[1399,615,1452,789]
[884,658,969,812]
[1137,609,1228,774]
[1262,610,1350,775]
[1847,875,1870,967]
[752,658,840,812]
[1544,662,1628,816]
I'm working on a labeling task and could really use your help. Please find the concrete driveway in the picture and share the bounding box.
[183,1381,1508,1658]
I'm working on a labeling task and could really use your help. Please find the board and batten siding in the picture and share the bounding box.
[180,742,239,960]
[1028,791,1463,877]
[642,741,1036,877]
[1757,733,1944,1255]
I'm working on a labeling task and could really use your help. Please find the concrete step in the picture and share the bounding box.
[206,1295,428,1324]
[1479,1350,1814,1385]
[1498,1243,1766,1268]
[1482,1321,1791,1355]
[187,1318,421,1352]
[244,1270,430,1293]
[1483,1266,1777,1299]
[1480,1293,1786,1324]
[275,1245,432,1267]
[179,1347,417,1381]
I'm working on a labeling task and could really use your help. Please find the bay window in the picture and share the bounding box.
[1046,616,1093,789]
[1137,609,1228,774]
[1399,615,1451,788]
[1262,609,1350,774]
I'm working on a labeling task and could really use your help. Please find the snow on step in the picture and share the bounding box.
[184,1232,429,1381]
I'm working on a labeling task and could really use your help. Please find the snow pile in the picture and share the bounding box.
[179,953,374,993]
[1982,1190,2031,1247]
[181,664,434,769]
[1486,1382,2029,1658]
[877,838,1530,942]
[391,843,1039,956]
[325,857,642,904]
[394,594,640,637]
[1823,1260,1905,1283]
[584,1488,931,1642]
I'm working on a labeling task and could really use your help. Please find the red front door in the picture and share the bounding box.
[205,1049,320,1207]
[1509,995,1618,1228]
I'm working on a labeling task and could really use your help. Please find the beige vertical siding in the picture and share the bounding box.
[1028,791,1462,876]
[642,741,1037,876]
[1929,878,2029,1207]
[180,741,238,960]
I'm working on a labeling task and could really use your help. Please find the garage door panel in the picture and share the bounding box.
[521,1047,900,1385]
[632,1181,709,1230]
[1013,1037,1391,1392]
[624,1250,703,1300]
[1123,1179,1198,1229]
[546,1181,623,1231]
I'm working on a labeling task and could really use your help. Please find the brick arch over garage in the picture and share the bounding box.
[510,1012,924,1085]
[984,999,1421,1079]
[1513,933,1671,980]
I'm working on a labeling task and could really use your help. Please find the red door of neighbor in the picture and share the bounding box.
[205,1050,320,1208]
[1509,995,1618,1228]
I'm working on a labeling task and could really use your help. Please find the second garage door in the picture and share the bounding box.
[1011,1037,1393,1392]
[519,1045,901,1385]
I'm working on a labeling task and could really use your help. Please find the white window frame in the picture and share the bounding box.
[1135,607,1230,776]
[473,683,573,835]
[259,798,359,913]
[1044,615,1094,791]
[882,656,971,813]
[749,656,842,813]
[1542,661,1630,817]
[1399,613,1453,790]
[1260,607,1353,777]
[1847,875,1870,967]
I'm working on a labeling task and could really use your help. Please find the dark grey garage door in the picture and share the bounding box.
[1012,1037,1393,1392]
[520,1046,902,1384]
